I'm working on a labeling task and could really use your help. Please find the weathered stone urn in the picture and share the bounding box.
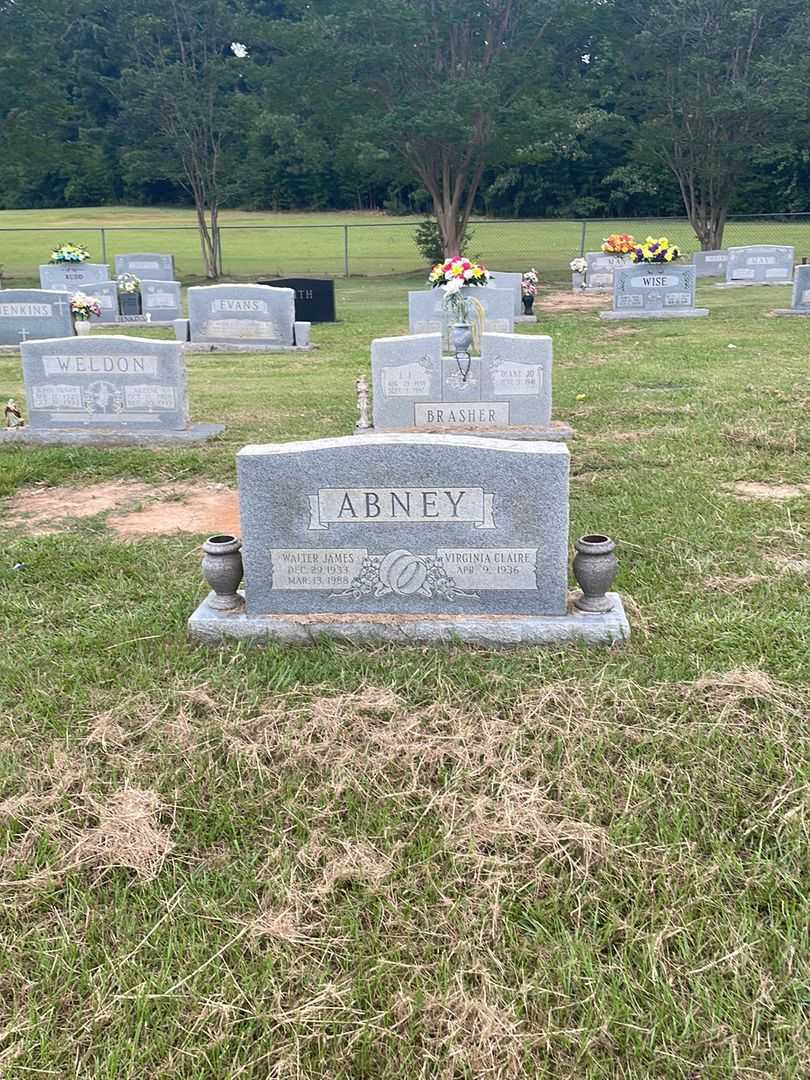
[202,534,244,610]
[573,534,618,612]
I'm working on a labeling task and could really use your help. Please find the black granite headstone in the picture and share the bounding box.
[261,278,336,323]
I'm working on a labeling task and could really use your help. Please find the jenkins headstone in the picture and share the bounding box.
[0,289,74,344]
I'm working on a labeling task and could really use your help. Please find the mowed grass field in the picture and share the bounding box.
[1,277,809,1077]
[1,205,809,281]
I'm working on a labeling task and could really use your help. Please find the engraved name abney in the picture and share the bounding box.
[307,487,496,530]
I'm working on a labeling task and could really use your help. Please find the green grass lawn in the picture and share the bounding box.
[2,205,809,282]
[0,279,809,1078]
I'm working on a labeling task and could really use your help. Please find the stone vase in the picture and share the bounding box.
[573,534,618,613]
[522,295,535,314]
[74,319,91,337]
[202,534,244,610]
[572,272,585,291]
[450,322,473,356]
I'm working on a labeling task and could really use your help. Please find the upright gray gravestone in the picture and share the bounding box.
[39,264,110,290]
[115,253,175,281]
[485,273,523,315]
[94,281,121,325]
[3,335,223,445]
[692,250,728,278]
[584,253,632,292]
[600,263,708,320]
[0,289,74,345]
[187,283,298,347]
[140,280,182,322]
[408,287,515,344]
[188,434,630,647]
[369,331,570,440]
[721,245,794,286]
[774,265,810,316]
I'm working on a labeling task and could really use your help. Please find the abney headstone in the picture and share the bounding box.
[584,253,631,292]
[692,250,728,278]
[187,283,296,346]
[262,278,336,323]
[115,253,175,281]
[774,265,810,316]
[600,263,708,320]
[0,289,74,345]
[722,245,794,286]
[39,264,110,290]
[408,287,515,344]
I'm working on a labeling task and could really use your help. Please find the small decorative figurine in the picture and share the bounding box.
[355,375,372,431]
[5,399,24,428]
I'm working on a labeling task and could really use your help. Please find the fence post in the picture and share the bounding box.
[579,220,587,257]
[343,225,350,277]
[100,228,107,267]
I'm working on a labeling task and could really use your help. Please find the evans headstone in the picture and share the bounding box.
[141,280,183,322]
[600,263,708,320]
[408,287,515,344]
[39,263,110,290]
[262,278,336,323]
[187,283,296,346]
[723,245,794,285]
[0,289,74,345]
[584,252,631,292]
[774,265,810,316]
[370,331,569,439]
[114,253,175,281]
[692,250,728,278]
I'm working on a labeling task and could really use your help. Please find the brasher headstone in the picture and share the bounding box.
[722,245,794,285]
[115,253,175,281]
[187,283,296,346]
[39,263,110,290]
[408,287,515,343]
[584,252,631,292]
[140,280,183,322]
[0,289,74,345]
[774,265,810,316]
[692,250,728,278]
[600,263,708,320]
[262,278,336,323]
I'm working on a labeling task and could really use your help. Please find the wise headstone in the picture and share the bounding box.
[584,253,632,292]
[39,264,110,290]
[722,245,794,286]
[140,280,183,322]
[369,331,570,440]
[187,283,297,346]
[189,433,630,647]
[600,263,708,320]
[408,287,515,344]
[6,335,223,445]
[691,250,728,278]
[114,253,175,281]
[261,278,336,323]
[774,265,810,316]
[0,289,74,345]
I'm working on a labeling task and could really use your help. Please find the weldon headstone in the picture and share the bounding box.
[692,250,728,278]
[720,245,794,286]
[115,253,175,281]
[186,283,309,348]
[584,253,631,292]
[261,278,336,323]
[368,331,571,440]
[188,433,629,647]
[774,265,810,316]
[1,335,223,446]
[39,263,110,291]
[408,287,515,344]
[0,289,74,345]
[600,263,708,320]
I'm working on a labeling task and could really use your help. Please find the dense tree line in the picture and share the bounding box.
[1,0,807,250]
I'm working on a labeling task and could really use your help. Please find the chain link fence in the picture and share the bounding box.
[1,213,808,285]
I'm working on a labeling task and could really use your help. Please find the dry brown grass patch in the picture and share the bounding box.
[704,574,766,593]
[67,788,174,880]
[723,425,805,454]
[729,481,810,500]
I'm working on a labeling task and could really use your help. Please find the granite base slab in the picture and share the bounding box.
[514,314,538,324]
[0,423,224,447]
[714,282,792,289]
[772,309,810,316]
[599,308,709,321]
[188,592,630,648]
[355,420,573,441]
[182,343,314,353]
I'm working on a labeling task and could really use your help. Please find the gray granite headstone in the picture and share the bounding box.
[692,250,728,277]
[485,272,523,316]
[187,283,295,346]
[724,245,794,285]
[39,264,110,290]
[371,332,554,433]
[408,287,515,343]
[21,335,190,431]
[584,252,631,291]
[601,263,708,320]
[0,289,74,345]
[236,434,569,618]
[140,280,182,321]
[94,281,121,325]
[115,253,175,281]
[774,265,810,316]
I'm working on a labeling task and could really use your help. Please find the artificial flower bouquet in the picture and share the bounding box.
[600,233,635,255]
[428,256,491,288]
[116,272,141,293]
[521,268,539,296]
[50,242,91,264]
[630,236,681,264]
[569,257,587,274]
[69,292,102,320]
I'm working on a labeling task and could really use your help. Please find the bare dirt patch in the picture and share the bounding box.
[535,290,605,313]
[4,481,239,537]
[729,481,810,501]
